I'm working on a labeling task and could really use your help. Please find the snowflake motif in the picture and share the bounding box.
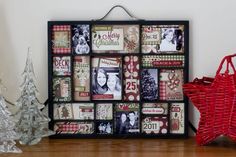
[126,40,136,51]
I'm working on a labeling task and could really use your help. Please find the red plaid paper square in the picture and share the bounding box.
[52,25,71,54]
[159,81,166,100]
[56,122,79,134]
[54,122,94,134]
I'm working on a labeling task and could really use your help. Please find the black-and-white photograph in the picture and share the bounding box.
[141,69,158,101]
[115,103,140,134]
[92,67,122,100]
[72,24,90,54]
[159,28,183,52]
[116,111,139,134]
[96,122,113,134]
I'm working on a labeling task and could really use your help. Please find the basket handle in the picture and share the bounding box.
[216,54,236,75]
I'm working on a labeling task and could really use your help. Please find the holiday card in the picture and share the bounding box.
[53,77,71,101]
[53,56,71,76]
[96,103,113,120]
[141,69,158,101]
[54,122,94,134]
[74,56,90,101]
[142,25,184,53]
[123,56,140,101]
[159,69,184,100]
[72,24,90,54]
[96,121,113,134]
[170,103,185,134]
[52,25,71,54]
[115,103,140,134]
[92,25,139,53]
[142,55,185,68]
[142,103,168,115]
[92,57,122,100]
[54,103,74,119]
[142,117,168,134]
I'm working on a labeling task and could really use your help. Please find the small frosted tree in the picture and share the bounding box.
[0,79,22,153]
[16,50,54,145]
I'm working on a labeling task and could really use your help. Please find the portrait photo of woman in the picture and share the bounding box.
[159,28,177,51]
[92,68,108,95]
[117,113,128,134]
[104,73,122,100]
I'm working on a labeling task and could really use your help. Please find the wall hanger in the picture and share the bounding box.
[92,5,145,21]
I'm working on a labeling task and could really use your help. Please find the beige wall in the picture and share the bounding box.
[0,0,236,135]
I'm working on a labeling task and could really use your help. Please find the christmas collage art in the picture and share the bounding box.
[48,21,189,138]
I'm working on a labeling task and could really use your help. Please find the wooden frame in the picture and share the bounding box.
[48,20,189,138]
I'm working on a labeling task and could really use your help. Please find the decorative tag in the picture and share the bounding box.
[92,25,139,53]
[53,56,71,76]
[141,69,158,101]
[53,77,71,101]
[54,122,94,134]
[142,103,168,115]
[74,56,90,101]
[123,56,140,101]
[159,69,184,100]
[92,57,122,100]
[142,25,184,53]
[96,103,113,120]
[142,55,185,68]
[115,103,140,134]
[72,24,90,54]
[142,117,168,134]
[170,103,185,134]
[52,25,71,54]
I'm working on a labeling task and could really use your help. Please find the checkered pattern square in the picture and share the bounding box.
[52,25,71,54]
[159,80,166,100]
[59,123,78,132]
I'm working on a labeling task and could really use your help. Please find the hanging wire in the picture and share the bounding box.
[93,5,144,21]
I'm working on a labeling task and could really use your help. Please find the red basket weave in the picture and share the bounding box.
[183,54,236,145]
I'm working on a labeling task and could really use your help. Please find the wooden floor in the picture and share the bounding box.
[4,137,236,157]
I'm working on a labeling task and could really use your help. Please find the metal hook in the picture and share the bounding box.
[93,5,144,21]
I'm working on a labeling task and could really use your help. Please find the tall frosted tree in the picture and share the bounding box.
[0,79,22,153]
[16,50,54,145]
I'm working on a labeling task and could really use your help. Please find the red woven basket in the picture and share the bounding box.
[183,54,236,145]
